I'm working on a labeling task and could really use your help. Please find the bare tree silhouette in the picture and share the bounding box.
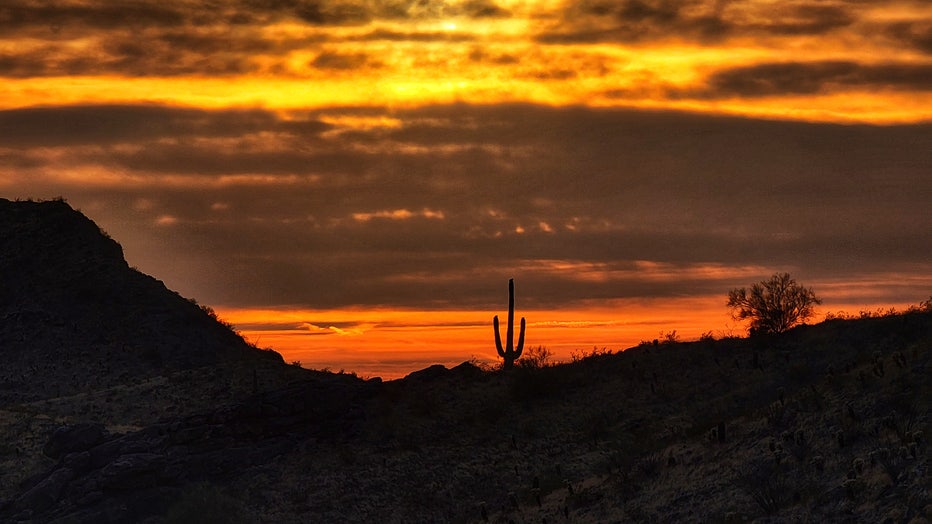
[727,273,821,335]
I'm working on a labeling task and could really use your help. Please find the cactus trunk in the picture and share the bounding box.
[494,278,526,370]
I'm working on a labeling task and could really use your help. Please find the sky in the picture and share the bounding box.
[2,0,931,378]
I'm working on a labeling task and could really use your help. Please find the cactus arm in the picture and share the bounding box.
[494,315,506,357]
[515,317,526,359]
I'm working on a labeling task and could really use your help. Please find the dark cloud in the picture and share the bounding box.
[0,1,184,33]
[4,103,929,309]
[747,5,854,36]
[538,0,729,44]
[0,42,259,78]
[0,0,510,36]
[0,105,330,147]
[289,1,371,25]
[882,20,932,54]
[0,23,318,78]
[467,48,518,64]
[0,0,353,33]
[698,61,932,97]
[460,0,510,18]
[310,51,380,70]
[0,1,510,78]
[537,1,862,44]
[355,28,478,42]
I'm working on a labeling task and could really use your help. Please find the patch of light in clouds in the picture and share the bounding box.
[0,1,930,120]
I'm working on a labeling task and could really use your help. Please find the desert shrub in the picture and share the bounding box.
[737,459,790,515]
[636,452,664,478]
[570,346,613,362]
[659,330,679,344]
[911,296,932,312]
[466,356,497,372]
[516,345,552,369]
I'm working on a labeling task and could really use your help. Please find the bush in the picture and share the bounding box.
[516,345,552,369]
[727,273,821,335]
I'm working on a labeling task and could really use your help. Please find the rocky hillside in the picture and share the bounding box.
[0,198,929,523]
[0,197,288,404]
[0,197,323,518]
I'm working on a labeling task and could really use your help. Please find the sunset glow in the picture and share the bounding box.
[2,1,931,121]
[217,298,735,379]
[220,291,929,380]
[2,0,930,378]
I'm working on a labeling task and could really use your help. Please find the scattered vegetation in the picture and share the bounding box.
[570,346,613,362]
[188,298,237,332]
[825,296,932,321]
[659,330,680,344]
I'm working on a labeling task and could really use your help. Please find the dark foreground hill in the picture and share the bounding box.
[0,198,929,523]
[0,197,291,404]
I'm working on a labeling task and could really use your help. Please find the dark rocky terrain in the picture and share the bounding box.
[0,198,929,523]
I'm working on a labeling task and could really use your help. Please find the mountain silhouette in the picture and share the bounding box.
[0,197,283,404]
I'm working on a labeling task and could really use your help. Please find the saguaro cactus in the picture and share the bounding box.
[494,278,526,370]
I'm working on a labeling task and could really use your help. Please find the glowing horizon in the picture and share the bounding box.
[215,292,930,379]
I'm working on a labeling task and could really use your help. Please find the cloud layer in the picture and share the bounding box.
[0,1,929,120]
[3,103,929,311]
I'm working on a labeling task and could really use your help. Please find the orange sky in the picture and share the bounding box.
[217,294,928,379]
[2,1,931,121]
[1,0,930,378]
[218,298,732,378]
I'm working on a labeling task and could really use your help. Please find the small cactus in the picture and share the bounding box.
[493,278,526,370]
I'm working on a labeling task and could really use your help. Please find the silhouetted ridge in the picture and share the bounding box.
[0,198,282,403]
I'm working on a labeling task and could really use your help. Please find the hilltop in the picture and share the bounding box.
[0,198,929,522]
[0,198,294,402]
